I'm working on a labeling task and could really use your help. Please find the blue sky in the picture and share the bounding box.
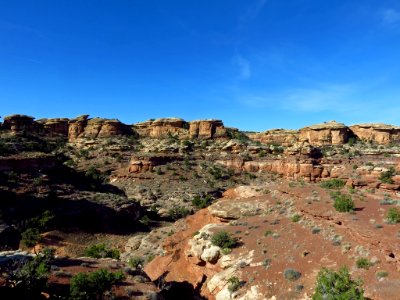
[1,0,400,131]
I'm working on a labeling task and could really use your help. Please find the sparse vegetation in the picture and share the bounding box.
[356,257,371,269]
[332,192,354,212]
[291,214,301,222]
[69,269,125,300]
[21,227,41,248]
[379,167,396,184]
[128,256,145,270]
[167,205,190,220]
[387,207,400,224]
[320,179,345,189]
[5,248,54,296]
[227,276,241,293]
[312,267,364,299]
[211,231,238,249]
[284,268,301,281]
[84,243,120,259]
[192,194,214,209]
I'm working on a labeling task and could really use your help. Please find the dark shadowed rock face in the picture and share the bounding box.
[2,115,37,134]
[0,224,20,250]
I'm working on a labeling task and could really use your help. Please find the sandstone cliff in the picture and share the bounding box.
[350,124,400,145]
[299,121,349,145]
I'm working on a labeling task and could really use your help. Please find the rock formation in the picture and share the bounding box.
[1,114,37,134]
[248,129,299,146]
[189,120,227,139]
[134,118,188,138]
[350,124,400,145]
[299,121,349,145]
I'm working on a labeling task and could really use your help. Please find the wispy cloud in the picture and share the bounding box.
[381,8,400,24]
[239,0,268,23]
[238,83,357,112]
[234,55,251,80]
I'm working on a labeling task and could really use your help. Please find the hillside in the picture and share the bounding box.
[1,114,400,299]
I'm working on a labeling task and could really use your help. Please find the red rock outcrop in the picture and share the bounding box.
[68,115,89,141]
[350,124,400,145]
[248,129,299,146]
[2,114,37,134]
[83,118,128,138]
[37,118,69,136]
[128,154,180,173]
[135,118,188,138]
[189,120,227,139]
[299,121,349,145]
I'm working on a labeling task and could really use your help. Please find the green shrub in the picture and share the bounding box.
[84,243,120,259]
[21,228,41,248]
[211,231,238,249]
[227,276,241,293]
[332,192,354,212]
[69,269,125,300]
[312,267,364,299]
[320,179,345,189]
[192,194,214,209]
[7,248,54,295]
[375,271,389,279]
[128,256,144,270]
[379,167,396,184]
[291,214,301,222]
[387,207,400,224]
[167,205,190,220]
[283,268,301,281]
[356,258,371,269]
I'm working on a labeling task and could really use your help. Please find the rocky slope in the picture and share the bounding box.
[2,114,400,299]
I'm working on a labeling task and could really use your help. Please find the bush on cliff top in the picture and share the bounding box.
[312,267,364,299]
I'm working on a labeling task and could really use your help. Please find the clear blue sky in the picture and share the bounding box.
[1,0,400,131]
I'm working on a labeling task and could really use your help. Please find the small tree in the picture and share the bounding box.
[21,228,41,248]
[7,248,54,295]
[312,267,364,299]
[69,269,125,300]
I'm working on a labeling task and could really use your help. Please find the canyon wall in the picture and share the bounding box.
[2,114,400,146]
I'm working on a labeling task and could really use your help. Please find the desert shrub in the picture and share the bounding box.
[379,167,396,184]
[332,192,354,212]
[283,268,301,281]
[211,231,238,249]
[84,243,120,259]
[387,207,400,224]
[192,194,214,209]
[227,276,241,293]
[320,179,345,189]
[312,267,364,300]
[21,228,41,248]
[69,269,125,300]
[291,214,301,222]
[347,137,357,146]
[167,205,190,220]
[6,248,54,295]
[356,257,371,269]
[27,210,55,231]
[139,215,151,226]
[85,166,105,183]
[375,271,389,279]
[128,257,144,270]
